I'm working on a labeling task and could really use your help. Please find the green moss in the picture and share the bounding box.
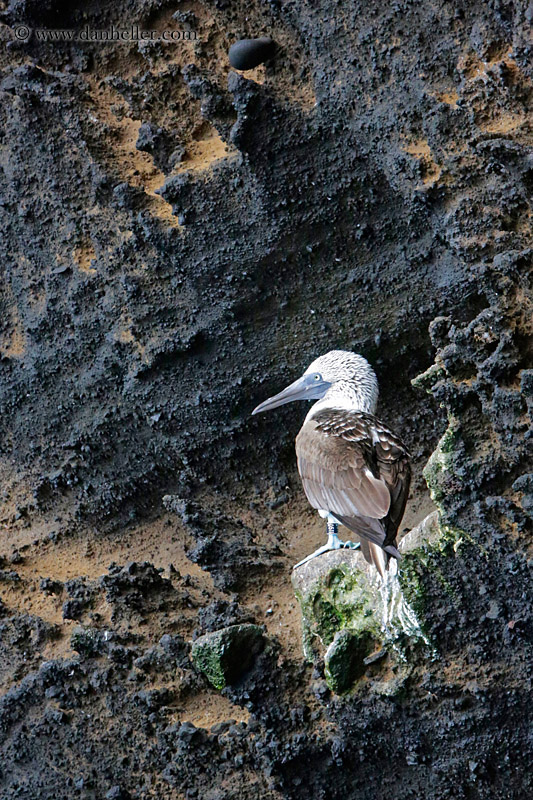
[411,363,446,394]
[311,594,342,647]
[398,517,472,629]
[423,417,461,505]
[296,563,382,658]
[324,629,374,693]
[192,639,226,690]
[191,624,264,690]
[299,609,316,662]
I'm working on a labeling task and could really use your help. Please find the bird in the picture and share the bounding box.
[252,350,411,577]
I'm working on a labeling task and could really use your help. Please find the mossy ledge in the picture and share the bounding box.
[292,550,384,666]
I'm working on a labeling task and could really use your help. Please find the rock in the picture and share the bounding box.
[324,628,374,693]
[101,562,173,613]
[62,599,85,621]
[39,577,63,595]
[292,550,384,664]
[191,624,264,690]
[228,38,276,70]
[0,570,20,583]
[105,787,131,800]
[293,540,435,686]
[513,473,533,513]
[398,511,443,553]
[135,122,176,172]
[70,627,105,658]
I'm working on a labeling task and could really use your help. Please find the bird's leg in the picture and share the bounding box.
[294,515,360,568]
[325,517,360,551]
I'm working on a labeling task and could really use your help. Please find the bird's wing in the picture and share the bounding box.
[296,410,411,548]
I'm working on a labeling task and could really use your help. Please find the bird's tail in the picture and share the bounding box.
[333,513,400,578]
[358,540,386,578]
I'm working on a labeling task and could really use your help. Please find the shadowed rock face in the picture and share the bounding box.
[0,0,532,798]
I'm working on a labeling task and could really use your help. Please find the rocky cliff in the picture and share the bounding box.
[0,0,531,797]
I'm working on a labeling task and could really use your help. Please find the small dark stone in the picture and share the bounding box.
[62,599,84,621]
[105,787,131,800]
[210,720,232,735]
[0,570,20,583]
[268,492,288,509]
[228,38,276,71]
[40,578,63,595]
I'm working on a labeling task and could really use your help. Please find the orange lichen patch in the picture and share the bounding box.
[241,569,303,660]
[403,139,443,185]
[0,284,26,359]
[177,691,250,729]
[229,62,316,110]
[457,52,490,82]
[477,110,527,135]
[0,321,26,359]
[83,80,182,229]
[116,327,135,343]
[436,90,459,108]
[0,513,221,664]
[515,211,533,234]
[2,514,212,588]
[176,121,234,174]
[101,515,214,585]
[113,114,183,228]
[182,133,231,172]
[0,576,70,628]
[290,81,317,112]
[72,238,97,273]
[458,46,522,85]
[233,64,267,85]
[112,315,146,360]
[404,139,432,159]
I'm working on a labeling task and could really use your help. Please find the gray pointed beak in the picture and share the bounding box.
[252,373,331,415]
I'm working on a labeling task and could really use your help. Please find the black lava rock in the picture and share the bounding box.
[105,786,131,800]
[228,38,276,70]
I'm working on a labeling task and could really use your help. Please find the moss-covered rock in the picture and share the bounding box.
[423,418,462,505]
[324,629,374,693]
[292,550,384,665]
[397,510,467,631]
[410,361,446,394]
[191,624,264,690]
[293,515,446,690]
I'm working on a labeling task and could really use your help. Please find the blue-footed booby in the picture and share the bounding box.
[252,350,411,576]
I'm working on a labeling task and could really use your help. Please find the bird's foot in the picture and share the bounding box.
[294,532,360,569]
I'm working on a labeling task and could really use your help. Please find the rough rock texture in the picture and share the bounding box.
[324,628,374,694]
[191,623,264,689]
[292,549,384,662]
[0,0,532,798]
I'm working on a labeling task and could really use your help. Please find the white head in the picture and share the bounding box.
[252,349,379,418]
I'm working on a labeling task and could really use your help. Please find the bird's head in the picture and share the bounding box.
[252,350,378,416]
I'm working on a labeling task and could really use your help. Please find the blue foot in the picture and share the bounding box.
[294,529,360,569]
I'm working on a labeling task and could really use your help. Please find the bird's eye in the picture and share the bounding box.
[314,373,321,381]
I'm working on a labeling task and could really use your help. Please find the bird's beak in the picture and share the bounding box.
[252,373,330,415]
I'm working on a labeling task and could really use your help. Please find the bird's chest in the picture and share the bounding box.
[295,421,362,472]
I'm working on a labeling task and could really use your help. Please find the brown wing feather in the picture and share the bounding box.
[296,410,411,552]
